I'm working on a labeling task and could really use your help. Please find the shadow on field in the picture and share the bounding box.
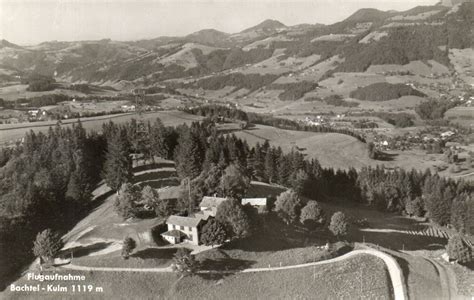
[219,214,321,253]
[93,189,115,204]
[376,152,398,162]
[131,248,177,260]
[64,242,114,258]
[198,249,255,280]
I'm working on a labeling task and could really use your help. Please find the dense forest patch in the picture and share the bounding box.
[349,82,425,101]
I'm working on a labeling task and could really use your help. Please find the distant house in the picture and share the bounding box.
[27,109,40,118]
[199,196,228,217]
[441,131,455,138]
[161,215,205,245]
[121,105,136,112]
[242,198,267,213]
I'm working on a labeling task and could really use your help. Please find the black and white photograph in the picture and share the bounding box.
[0,0,473,299]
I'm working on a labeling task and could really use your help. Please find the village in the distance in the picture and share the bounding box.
[0,0,473,299]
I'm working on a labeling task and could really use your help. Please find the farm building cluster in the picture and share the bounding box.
[161,196,267,245]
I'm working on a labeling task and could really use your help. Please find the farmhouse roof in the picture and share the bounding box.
[242,198,267,206]
[200,196,228,208]
[193,210,213,221]
[166,215,202,228]
[161,230,186,238]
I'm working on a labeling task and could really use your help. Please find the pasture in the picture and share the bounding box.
[444,106,474,128]
[3,254,391,300]
[449,48,474,86]
[232,124,370,170]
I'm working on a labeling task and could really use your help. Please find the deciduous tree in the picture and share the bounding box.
[300,200,325,230]
[200,219,227,247]
[216,198,251,239]
[329,211,349,239]
[274,189,303,225]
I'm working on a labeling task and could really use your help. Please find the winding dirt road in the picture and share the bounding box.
[61,247,406,300]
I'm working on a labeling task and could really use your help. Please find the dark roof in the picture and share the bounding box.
[166,215,202,227]
[199,196,227,208]
[161,230,186,238]
[193,211,213,221]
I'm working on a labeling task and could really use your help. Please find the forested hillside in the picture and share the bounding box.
[0,3,473,85]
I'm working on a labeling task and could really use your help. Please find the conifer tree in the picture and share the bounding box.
[102,129,131,191]
[219,164,250,199]
[264,148,277,183]
[33,229,63,263]
[150,118,168,160]
[175,129,203,179]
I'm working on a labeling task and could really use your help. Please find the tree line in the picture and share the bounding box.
[0,122,105,289]
[101,116,472,238]
[2,114,472,286]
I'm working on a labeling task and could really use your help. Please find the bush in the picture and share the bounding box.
[122,237,137,259]
[172,248,198,277]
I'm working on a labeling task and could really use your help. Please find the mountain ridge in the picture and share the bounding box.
[0,2,473,86]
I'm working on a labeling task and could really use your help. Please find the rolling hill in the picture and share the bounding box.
[0,2,473,115]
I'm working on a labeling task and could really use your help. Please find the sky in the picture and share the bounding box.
[1,0,436,45]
